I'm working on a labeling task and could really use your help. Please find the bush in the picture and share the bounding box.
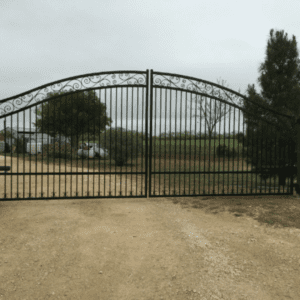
[216,144,236,158]
[0,133,27,154]
[0,141,11,153]
[41,142,77,160]
[99,127,144,166]
[14,137,27,154]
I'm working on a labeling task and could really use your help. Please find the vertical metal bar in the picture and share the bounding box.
[142,84,145,197]
[251,117,255,194]
[10,115,12,198]
[254,119,258,194]
[174,91,178,195]
[93,90,96,197]
[149,69,153,196]
[41,101,44,199]
[145,70,149,197]
[232,106,235,193]
[228,105,231,194]
[109,88,112,197]
[164,87,167,195]
[130,86,133,196]
[126,87,129,196]
[104,88,108,196]
[65,93,68,198]
[87,91,90,197]
[200,96,203,194]
[184,91,187,195]
[115,88,117,197]
[263,122,267,193]
[296,118,300,196]
[270,123,274,193]
[169,89,172,195]
[70,89,73,197]
[53,96,56,198]
[158,88,162,195]
[189,92,192,194]
[209,97,212,194]
[259,123,263,194]
[29,103,32,198]
[237,109,240,193]
[121,87,124,197]
[17,112,19,199]
[243,110,246,194]
[81,92,84,198]
[223,102,226,194]
[179,91,183,195]
[204,97,207,195]
[218,101,221,194]
[135,87,139,196]
[58,94,62,198]
[98,89,102,197]
[47,99,49,198]
[154,87,158,195]
[213,98,216,195]
[10,111,13,199]
[129,87,132,196]
[275,126,284,193]
[194,93,197,195]
[76,91,79,198]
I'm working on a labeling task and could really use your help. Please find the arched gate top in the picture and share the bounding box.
[0,70,147,118]
[0,69,294,125]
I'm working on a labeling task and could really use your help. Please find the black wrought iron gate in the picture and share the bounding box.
[0,69,295,200]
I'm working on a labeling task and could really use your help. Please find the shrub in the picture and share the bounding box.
[14,137,27,154]
[0,132,27,154]
[0,141,11,153]
[216,144,236,158]
[99,127,144,166]
[41,142,77,160]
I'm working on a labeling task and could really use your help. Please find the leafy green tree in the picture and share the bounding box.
[32,89,112,151]
[237,28,300,187]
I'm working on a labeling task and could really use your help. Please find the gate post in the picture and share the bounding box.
[296,117,300,196]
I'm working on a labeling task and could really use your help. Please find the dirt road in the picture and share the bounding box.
[0,195,300,300]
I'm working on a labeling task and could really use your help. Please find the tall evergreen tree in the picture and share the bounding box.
[237,29,300,188]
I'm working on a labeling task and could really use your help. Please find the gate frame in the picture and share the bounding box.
[0,69,298,200]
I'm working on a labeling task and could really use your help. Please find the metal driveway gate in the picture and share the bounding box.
[0,70,295,200]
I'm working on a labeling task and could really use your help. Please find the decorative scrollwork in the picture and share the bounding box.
[152,72,245,107]
[0,71,147,117]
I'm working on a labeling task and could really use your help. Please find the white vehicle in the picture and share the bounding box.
[77,143,109,159]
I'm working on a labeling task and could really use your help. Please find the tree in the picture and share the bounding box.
[186,77,243,159]
[32,89,113,151]
[99,127,144,166]
[237,28,300,187]
[186,77,242,140]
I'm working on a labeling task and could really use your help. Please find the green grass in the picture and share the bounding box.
[84,138,242,158]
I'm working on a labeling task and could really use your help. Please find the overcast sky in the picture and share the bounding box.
[1,0,300,138]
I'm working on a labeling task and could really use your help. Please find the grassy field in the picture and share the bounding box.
[1,139,299,230]
[1,151,293,196]
[86,138,243,157]
[0,137,293,197]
